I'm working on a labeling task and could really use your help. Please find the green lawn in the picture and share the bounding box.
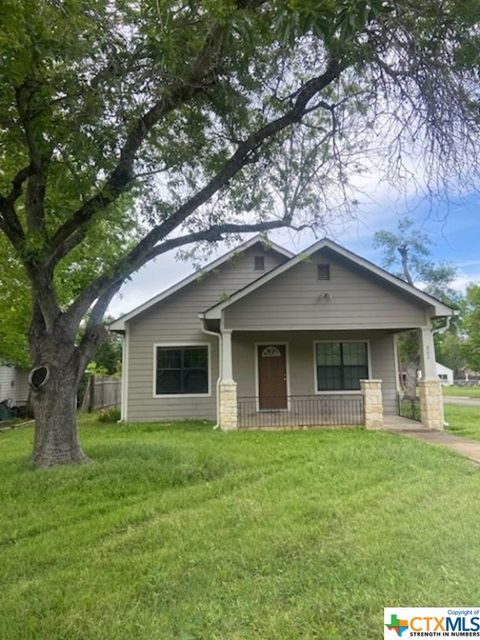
[2,416,480,640]
[443,384,480,397]
[445,403,480,440]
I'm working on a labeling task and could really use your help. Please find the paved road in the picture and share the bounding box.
[443,396,480,407]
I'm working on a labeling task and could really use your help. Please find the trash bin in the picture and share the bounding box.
[0,402,14,421]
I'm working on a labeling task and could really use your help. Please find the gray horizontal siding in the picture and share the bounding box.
[126,245,287,422]
[369,333,398,414]
[224,249,428,330]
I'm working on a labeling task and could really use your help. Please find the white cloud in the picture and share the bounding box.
[450,272,480,292]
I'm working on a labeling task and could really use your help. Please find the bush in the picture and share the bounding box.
[98,407,121,423]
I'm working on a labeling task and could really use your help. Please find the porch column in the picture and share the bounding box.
[418,327,444,430]
[360,379,383,429]
[219,330,238,431]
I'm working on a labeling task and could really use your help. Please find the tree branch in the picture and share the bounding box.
[81,217,303,337]
[46,1,275,266]
[1,164,33,208]
[0,165,32,246]
[45,16,240,265]
[64,57,343,326]
[15,84,43,173]
[15,83,49,233]
[114,59,342,266]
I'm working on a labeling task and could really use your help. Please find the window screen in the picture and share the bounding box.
[156,346,208,395]
[316,342,368,391]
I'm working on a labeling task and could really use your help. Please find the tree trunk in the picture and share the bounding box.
[31,364,88,467]
[27,298,107,467]
[405,360,418,399]
[29,320,90,468]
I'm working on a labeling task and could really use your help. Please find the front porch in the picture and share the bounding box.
[238,394,364,429]
[216,328,444,431]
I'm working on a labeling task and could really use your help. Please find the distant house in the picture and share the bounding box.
[111,236,455,430]
[0,366,30,407]
[436,362,454,386]
[459,366,480,382]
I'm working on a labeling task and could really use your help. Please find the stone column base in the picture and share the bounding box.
[219,381,238,431]
[419,379,444,430]
[360,379,384,430]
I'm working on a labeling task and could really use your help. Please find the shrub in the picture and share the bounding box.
[98,407,121,423]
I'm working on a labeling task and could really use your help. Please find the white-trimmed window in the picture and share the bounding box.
[315,342,368,391]
[155,345,209,395]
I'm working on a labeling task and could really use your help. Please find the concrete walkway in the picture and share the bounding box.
[384,415,480,464]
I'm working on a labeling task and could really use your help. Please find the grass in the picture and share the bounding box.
[445,403,480,440]
[2,416,480,639]
[443,385,480,397]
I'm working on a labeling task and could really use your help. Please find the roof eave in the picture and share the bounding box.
[109,321,125,331]
[430,303,457,318]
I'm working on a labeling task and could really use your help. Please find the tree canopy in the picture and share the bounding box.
[2,0,480,466]
[0,207,139,366]
[462,284,480,373]
[373,216,459,304]
[1,1,479,337]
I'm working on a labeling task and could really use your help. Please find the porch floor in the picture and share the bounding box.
[383,415,427,432]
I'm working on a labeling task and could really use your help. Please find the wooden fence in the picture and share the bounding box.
[81,376,121,411]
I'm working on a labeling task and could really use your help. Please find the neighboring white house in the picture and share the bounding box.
[0,366,30,406]
[436,362,454,386]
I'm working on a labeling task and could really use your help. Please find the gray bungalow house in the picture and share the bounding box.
[110,236,453,430]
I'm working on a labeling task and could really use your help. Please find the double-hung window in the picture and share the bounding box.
[155,345,209,395]
[315,342,368,391]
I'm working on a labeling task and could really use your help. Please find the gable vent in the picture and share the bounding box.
[317,264,330,280]
[254,256,265,271]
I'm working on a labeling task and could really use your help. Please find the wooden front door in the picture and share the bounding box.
[258,344,288,410]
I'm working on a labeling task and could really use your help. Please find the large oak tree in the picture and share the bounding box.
[1,0,479,467]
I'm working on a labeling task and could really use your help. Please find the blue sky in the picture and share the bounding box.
[339,192,480,283]
[108,190,480,318]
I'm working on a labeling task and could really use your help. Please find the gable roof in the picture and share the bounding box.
[202,237,455,320]
[110,235,293,330]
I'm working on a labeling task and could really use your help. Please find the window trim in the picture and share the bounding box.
[313,339,371,395]
[152,342,211,398]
